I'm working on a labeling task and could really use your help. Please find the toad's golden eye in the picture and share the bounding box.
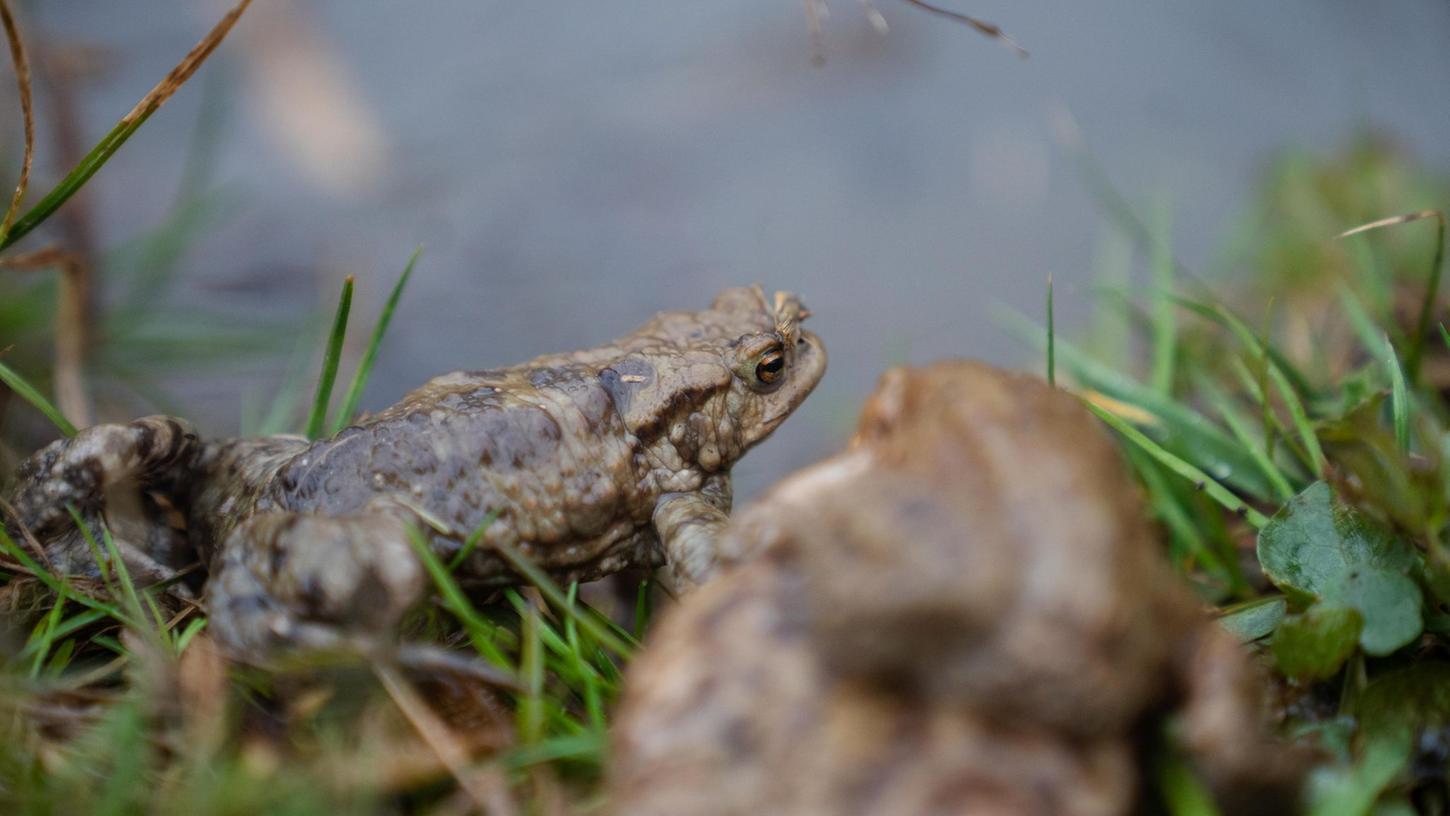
[755,349,785,384]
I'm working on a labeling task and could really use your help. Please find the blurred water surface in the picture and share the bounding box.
[27,0,1450,496]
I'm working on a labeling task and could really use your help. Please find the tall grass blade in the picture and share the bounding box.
[0,0,253,251]
[1202,381,1297,502]
[305,275,353,440]
[518,603,544,745]
[1383,334,1409,453]
[1084,398,1269,528]
[331,246,422,433]
[1340,210,1445,386]
[402,527,513,669]
[1046,274,1056,387]
[1149,208,1176,393]
[0,357,77,435]
[492,540,635,657]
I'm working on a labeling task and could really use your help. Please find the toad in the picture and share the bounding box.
[609,360,1301,816]
[5,287,825,658]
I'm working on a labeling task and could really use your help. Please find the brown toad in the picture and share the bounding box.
[5,287,825,658]
[609,360,1301,816]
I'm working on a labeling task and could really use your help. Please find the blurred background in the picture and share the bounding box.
[4,0,1450,498]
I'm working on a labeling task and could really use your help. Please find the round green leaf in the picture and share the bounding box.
[1258,482,1424,655]
[1332,569,1423,656]
[1258,482,1419,597]
[1271,604,1362,680]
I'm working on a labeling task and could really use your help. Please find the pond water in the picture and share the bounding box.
[27,0,1450,496]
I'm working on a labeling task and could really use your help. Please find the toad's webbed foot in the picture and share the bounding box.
[6,416,200,580]
[207,510,426,661]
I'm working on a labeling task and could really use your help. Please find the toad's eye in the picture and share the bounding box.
[755,349,785,384]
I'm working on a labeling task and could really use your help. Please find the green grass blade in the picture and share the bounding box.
[173,617,208,654]
[27,600,66,677]
[1264,359,1328,478]
[1083,399,1269,528]
[1046,274,1056,387]
[330,247,421,434]
[66,508,149,631]
[447,508,501,572]
[17,607,107,662]
[402,527,513,669]
[1001,307,1276,498]
[633,578,653,640]
[1122,444,1237,592]
[518,602,544,745]
[492,540,635,657]
[305,276,354,440]
[1383,334,1409,453]
[1187,302,1328,478]
[0,528,131,626]
[565,584,608,732]
[1155,744,1222,816]
[501,733,607,771]
[1336,285,1386,357]
[1149,208,1177,393]
[0,358,77,436]
[1169,295,1318,400]
[0,116,149,252]
[1200,378,1297,502]
[0,0,252,252]
[1409,213,1444,384]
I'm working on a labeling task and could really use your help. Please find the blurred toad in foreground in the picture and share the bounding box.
[610,360,1303,816]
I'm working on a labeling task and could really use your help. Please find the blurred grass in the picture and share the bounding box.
[1027,139,1450,813]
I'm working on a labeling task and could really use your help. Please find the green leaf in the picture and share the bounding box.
[1319,395,1437,535]
[1257,481,1423,655]
[1216,596,1286,643]
[1333,569,1423,655]
[1271,604,1362,680]
[1307,730,1412,816]
[1357,662,1450,735]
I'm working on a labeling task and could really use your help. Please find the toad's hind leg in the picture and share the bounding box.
[207,510,426,660]
[7,416,200,579]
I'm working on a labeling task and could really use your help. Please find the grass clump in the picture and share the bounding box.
[1027,139,1450,813]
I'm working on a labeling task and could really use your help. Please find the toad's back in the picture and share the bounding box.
[261,365,654,577]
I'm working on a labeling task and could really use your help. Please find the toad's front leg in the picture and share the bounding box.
[207,508,426,660]
[652,474,734,591]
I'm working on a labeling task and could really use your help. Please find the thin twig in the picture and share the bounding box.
[122,0,253,127]
[0,494,54,571]
[0,0,34,242]
[1339,209,1446,386]
[0,246,92,425]
[898,0,1026,57]
[1,0,254,251]
[375,662,520,816]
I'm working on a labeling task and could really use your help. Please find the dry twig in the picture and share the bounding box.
[375,662,520,816]
[0,0,34,241]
